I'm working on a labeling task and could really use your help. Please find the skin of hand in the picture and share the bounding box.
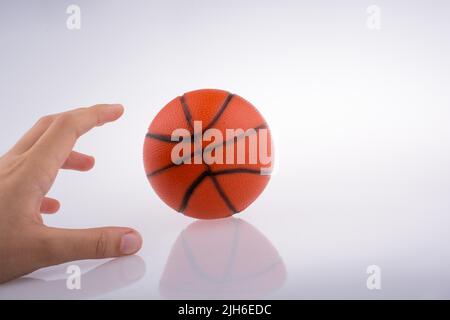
[0,104,142,284]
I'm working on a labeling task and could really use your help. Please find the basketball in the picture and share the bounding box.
[143,89,273,219]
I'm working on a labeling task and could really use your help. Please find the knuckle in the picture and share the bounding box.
[54,113,74,125]
[71,107,88,115]
[53,114,77,133]
[95,232,108,258]
[54,112,85,137]
[36,115,54,127]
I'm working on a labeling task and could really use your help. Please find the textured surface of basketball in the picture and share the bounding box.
[143,89,272,219]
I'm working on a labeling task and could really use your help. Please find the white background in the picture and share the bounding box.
[0,0,450,299]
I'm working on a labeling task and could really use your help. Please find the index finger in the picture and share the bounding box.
[29,104,124,181]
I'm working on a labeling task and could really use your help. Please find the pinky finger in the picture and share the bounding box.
[40,197,60,214]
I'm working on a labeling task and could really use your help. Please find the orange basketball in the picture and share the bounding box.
[143,89,273,219]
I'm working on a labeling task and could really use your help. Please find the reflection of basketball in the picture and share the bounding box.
[143,89,273,219]
[159,218,286,299]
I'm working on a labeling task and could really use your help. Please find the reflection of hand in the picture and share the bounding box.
[0,256,146,299]
[0,104,142,284]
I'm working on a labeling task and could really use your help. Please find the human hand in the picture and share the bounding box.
[0,104,142,284]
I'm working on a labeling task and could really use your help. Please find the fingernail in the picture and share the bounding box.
[120,232,141,255]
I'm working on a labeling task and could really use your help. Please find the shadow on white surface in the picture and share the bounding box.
[159,217,286,299]
[0,255,146,299]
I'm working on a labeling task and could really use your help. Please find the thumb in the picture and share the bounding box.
[38,226,142,266]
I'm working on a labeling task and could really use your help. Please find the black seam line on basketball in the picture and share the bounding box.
[145,124,268,177]
[209,175,237,213]
[146,133,180,143]
[180,95,194,132]
[180,124,267,164]
[211,168,262,176]
[147,165,264,179]
[204,93,234,132]
[178,168,264,213]
[205,164,237,214]
[200,100,240,215]
[181,93,235,139]
[146,119,266,150]
[180,95,205,146]
[146,163,181,177]
[178,171,210,213]
[147,122,267,146]
[254,123,268,130]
